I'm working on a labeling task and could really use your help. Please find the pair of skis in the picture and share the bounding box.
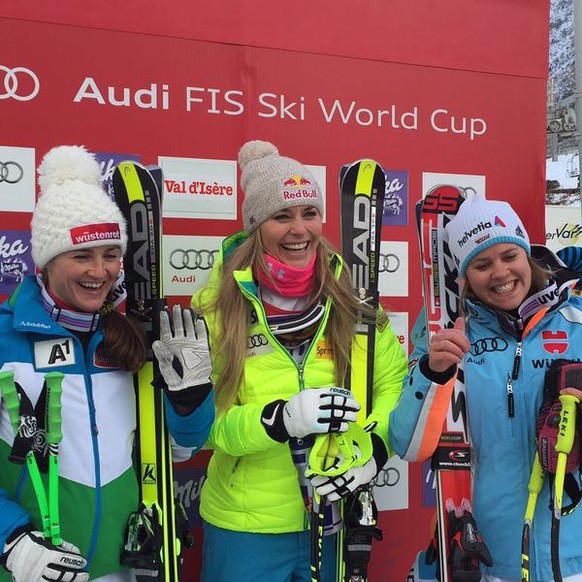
[311,159,385,582]
[415,185,490,581]
[113,162,184,581]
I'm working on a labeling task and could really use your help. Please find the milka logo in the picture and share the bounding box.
[457,215,506,248]
[0,235,29,258]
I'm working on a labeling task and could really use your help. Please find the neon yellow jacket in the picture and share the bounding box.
[192,233,407,533]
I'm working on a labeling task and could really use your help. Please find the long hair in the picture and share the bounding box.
[206,230,375,411]
[460,255,551,310]
[100,310,147,373]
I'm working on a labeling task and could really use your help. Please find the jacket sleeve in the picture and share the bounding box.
[0,489,30,551]
[364,310,408,457]
[164,389,215,452]
[389,309,455,462]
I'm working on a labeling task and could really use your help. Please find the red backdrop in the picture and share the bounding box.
[0,2,549,579]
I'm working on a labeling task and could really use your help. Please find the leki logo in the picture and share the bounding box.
[0,66,40,101]
[542,330,569,355]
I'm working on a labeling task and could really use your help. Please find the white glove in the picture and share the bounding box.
[152,305,212,392]
[310,456,378,503]
[261,388,360,442]
[3,529,88,582]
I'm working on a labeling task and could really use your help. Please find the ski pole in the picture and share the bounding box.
[551,393,579,582]
[521,452,544,582]
[45,372,64,546]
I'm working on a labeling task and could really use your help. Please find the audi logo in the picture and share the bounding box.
[0,161,23,184]
[0,66,40,101]
[379,253,400,274]
[247,334,268,349]
[371,467,400,488]
[470,337,508,356]
[169,249,218,270]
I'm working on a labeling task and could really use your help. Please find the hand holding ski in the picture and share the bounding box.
[427,317,469,373]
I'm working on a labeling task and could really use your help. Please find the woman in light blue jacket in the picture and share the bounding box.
[391,194,582,582]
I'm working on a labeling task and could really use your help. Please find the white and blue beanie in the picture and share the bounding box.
[445,193,530,277]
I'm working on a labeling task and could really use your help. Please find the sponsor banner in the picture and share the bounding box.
[373,455,409,511]
[382,169,408,226]
[158,156,237,220]
[162,234,223,296]
[545,204,582,252]
[0,229,33,294]
[0,145,36,213]
[174,464,207,528]
[422,172,486,199]
[378,240,408,297]
[422,459,436,507]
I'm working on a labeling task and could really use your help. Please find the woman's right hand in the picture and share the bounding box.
[428,317,470,373]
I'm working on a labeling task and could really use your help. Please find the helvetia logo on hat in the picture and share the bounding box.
[494,216,507,227]
[69,223,122,246]
[457,220,493,248]
[281,175,318,202]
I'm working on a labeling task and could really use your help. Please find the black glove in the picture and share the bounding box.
[261,387,360,442]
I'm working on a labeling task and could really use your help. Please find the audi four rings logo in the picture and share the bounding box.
[470,337,508,356]
[0,161,24,184]
[371,467,400,487]
[169,249,218,270]
[247,334,268,349]
[379,253,400,273]
[0,66,40,101]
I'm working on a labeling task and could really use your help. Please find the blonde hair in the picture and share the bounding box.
[205,231,375,411]
[460,255,551,310]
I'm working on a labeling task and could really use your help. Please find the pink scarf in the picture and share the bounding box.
[254,252,316,298]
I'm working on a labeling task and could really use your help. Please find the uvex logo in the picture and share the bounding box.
[542,330,568,355]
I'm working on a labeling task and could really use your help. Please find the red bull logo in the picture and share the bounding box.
[282,175,312,187]
[281,175,318,202]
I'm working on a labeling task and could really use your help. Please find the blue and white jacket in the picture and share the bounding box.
[0,276,214,580]
[390,283,582,581]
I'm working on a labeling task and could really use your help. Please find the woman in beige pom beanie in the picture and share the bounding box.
[0,145,214,582]
[192,140,407,581]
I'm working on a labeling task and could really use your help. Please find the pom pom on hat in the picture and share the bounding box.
[31,145,128,269]
[444,192,530,277]
[239,140,324,231]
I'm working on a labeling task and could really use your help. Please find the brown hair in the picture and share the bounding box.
[203,231,376,411]
[100,310,147,373]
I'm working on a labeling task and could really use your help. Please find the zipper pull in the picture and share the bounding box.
[506,374,515,418]
[512,342,522,380]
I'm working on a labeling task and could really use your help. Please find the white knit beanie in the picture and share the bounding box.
[31,145,128,269]
[445,193,530,276]
[239,140,324,231]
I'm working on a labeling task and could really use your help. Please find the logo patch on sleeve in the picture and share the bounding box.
[34,337,76,368]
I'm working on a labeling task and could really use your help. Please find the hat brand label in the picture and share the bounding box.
[70,223,122,245]
[282,175,318,201]
[457,220,493,248]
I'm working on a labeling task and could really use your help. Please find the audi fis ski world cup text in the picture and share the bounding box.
[0,65,491,141]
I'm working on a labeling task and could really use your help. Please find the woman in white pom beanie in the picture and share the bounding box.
[192,140,407,581]
[0,146,214,582]
[390,193,582,582]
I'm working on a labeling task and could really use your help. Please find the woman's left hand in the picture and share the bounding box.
[309,457,377,502]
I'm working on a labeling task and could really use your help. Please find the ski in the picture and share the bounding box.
[113,161,181,581]
[337,159,386,582]
[415,184,490,582]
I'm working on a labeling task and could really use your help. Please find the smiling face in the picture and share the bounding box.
[465,243,532,311]
[258,205,322,268]
[45,245,122,312]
